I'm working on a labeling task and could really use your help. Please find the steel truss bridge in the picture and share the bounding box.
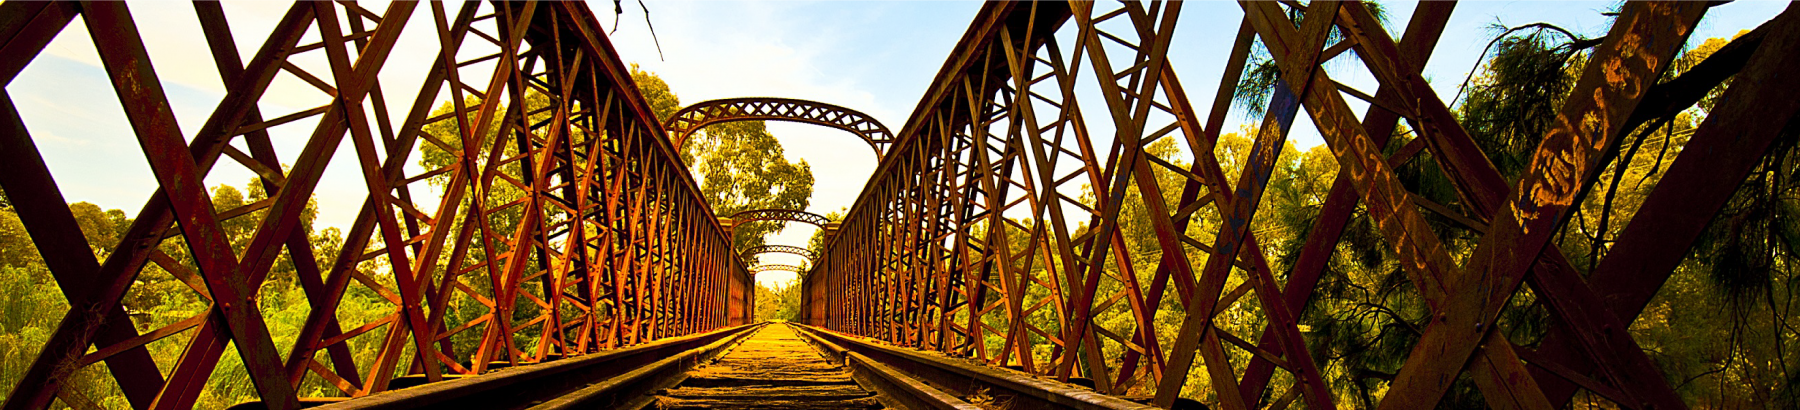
[0,1,1794,409]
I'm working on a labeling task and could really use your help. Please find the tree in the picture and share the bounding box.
[806,208,845,257]
[1455,23,1592,181]
[754,278,802,322]
[1234,1,1387,116]
[0,202,38,269]
[630,65,814,251]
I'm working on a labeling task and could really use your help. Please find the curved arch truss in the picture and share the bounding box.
[664,98,893,155]
[741,245,816,263]
[750,264,807,274]
[729,208,832,229]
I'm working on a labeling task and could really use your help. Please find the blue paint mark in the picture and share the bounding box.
[1271,79,1302,134]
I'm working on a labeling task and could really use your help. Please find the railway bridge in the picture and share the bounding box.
[2,1,1797,409]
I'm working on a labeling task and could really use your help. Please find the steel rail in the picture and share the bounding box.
[295,322,1013,410]
[793,324,1156,410]
[288,324,760,410]
[794,324,983,410]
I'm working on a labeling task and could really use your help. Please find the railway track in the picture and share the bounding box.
[239,323,1154,410]
[649,324,882,409]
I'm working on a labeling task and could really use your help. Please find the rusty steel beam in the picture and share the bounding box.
[303,325,759,410]
[807,1,1792,410]
[0,1,744,409]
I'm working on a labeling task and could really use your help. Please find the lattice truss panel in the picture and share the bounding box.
[804,1,1800,409]
[0,1,749,409]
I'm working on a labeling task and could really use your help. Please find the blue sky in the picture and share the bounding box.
[5,0,1787,287]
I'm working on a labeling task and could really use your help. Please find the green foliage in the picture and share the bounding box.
[806,208,846,258]
[754,278,802,323]
[1455,26,1585,181]
[1235,0,1386,116]
[0,202,41,269]
[0,179,357,408]
[630,63,682,123]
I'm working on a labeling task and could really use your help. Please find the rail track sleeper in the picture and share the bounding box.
[527,324,762,410]
[795,322,980,410]
[297,324,759,410]
[793,324,1156,410]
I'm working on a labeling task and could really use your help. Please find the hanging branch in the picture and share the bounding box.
[611,0,623,34]
[640,0,665,61]
[1450,20,1602,107]
[605,0,664,61]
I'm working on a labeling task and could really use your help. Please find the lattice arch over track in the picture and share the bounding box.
[664,97,894,156]
[740,244,816,264]
[728,208,834,229]
[750,264,808,275]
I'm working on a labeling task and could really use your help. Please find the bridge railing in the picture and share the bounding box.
[0,1,747,409]
[806,0,1795,408]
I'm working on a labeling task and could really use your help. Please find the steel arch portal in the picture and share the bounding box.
[750,264,808,275]
[664,97,894,156]
[728,208,834,229]
[740,245,816,264]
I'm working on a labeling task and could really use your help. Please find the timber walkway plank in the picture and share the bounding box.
[652,323,885,409]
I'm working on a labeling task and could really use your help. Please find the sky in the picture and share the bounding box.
[4,0,1788,287]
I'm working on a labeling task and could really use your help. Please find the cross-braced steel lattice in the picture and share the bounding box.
[0,2,748,409]
[803,1,1800,409]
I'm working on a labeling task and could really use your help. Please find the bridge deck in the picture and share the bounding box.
[653,324,884,409]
